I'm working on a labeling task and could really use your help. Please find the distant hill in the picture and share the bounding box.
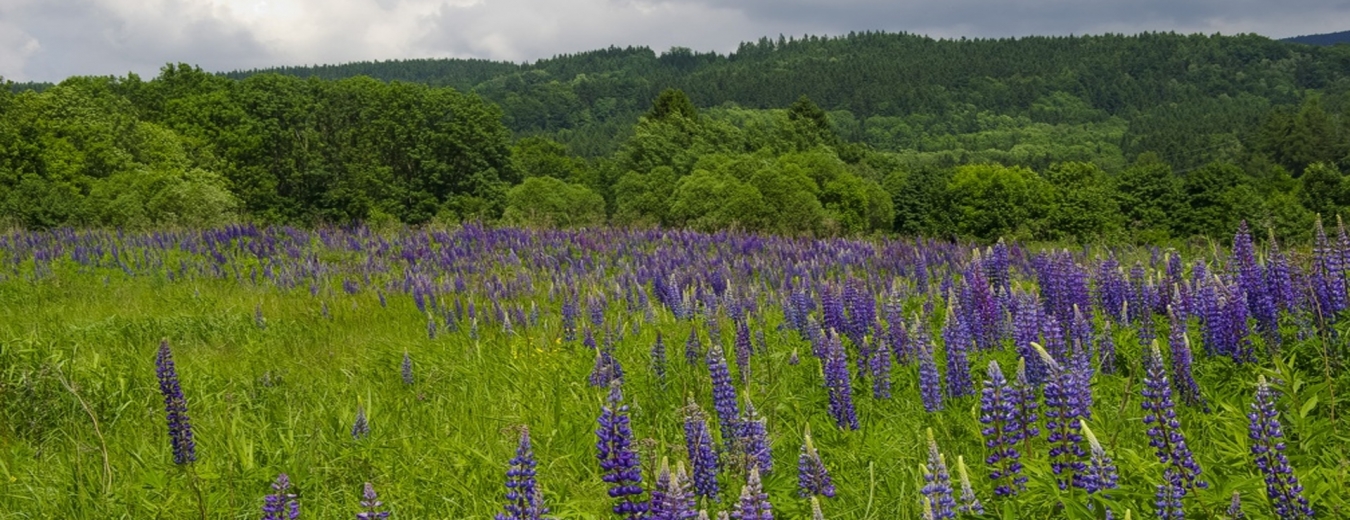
[1282,30,1350,46]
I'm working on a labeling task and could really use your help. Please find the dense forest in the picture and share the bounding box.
[6,31,1350,241]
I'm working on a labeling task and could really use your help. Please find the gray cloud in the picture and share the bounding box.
[1,0,1347,82]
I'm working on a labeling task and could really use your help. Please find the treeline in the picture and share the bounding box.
[6,32,1350,241]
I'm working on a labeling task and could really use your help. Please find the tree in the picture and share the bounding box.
[502,176,605,227]
[1114,153,1182,239]
[1042,162,1122,241]
[946,163,1052,240]
[646,88,698,122]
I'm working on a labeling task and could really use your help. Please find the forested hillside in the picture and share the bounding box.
[6,31,1350,241]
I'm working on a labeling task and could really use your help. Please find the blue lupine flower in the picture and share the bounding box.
[941,302,974,399]
[916,320,944,413]
[822,331,859,429]
[870,333,892,399]
[356,482,390,520]
[652,331,669,383]
[686,327,703,366]
[797,425,835,498]
[1142,343,1206,493]
[919,429,956,520]
[732,468,773,520]
[596,382,647,519]
[734,319,753,383]
[955,456,984,515]
[1155,470,1185,520]
[1011,358,1041,452]
[651,458,697,520]
[1033,343,1085,491]
[1166,309,1207,410]
[155,339,196,465]
[1227,492,1245,519]
[495,426,547,520]
[1248,376,1314,520]
[707,343,742,441]
[262,473,300,520]
[683,400,721,501]
[979,360,1024,496]
[401,351,414,386]
[352,405,370,440]
[737,397,773,475]
[1077,421,1119,495]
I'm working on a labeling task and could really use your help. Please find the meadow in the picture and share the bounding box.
[0,222,1347,519]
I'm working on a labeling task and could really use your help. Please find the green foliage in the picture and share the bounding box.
[502,176,605,228]
[947,163,1052,240]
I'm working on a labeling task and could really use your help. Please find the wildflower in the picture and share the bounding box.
[797,425,835,498]
[155,340,196,465]
[1034,343,1085,491]
[707,343,742,440]
[979,360,1024,496]
[919,429,956,519]
[356,482,389,519]
[732,467,772,520]
[1248,376,1314,520]
[596,382,647,519]
[810,496,825,520]
[401,352,413,386]
[651,458,697,520]
[737,397,773,475]
[683,400,721,500]
[1227,492,1245,519]
[1077,421,1119,495]
[351,405,370,440]
[956,456,983,515]
[1141,343,1206,492]
[495,426,547,520]
[652,331,669,383]
[941,302,974,399]
[822,332,859,429]
[262,473,300,520]
[916,322,944,413]
[686,327,703,366]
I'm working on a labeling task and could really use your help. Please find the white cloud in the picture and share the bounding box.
[1,0,1347,82]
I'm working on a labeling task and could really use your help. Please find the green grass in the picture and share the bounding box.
[0,256,1346,519]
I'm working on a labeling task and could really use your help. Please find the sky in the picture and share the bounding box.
[2,0,1348,83]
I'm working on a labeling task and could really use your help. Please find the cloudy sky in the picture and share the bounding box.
[2,0,1348,82]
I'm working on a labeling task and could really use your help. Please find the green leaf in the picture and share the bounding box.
[1300,395,1319,419]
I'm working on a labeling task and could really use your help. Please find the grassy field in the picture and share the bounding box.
[0,225,1346,519]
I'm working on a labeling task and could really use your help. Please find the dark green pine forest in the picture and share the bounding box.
[7,31,1350,241]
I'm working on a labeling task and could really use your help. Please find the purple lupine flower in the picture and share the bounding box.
[797,425,835,498]
[1167,311,1207,410]
[869,333,892,399]
[1013,295,1045,384]
[1155,470,1186,520]
[352,405,370,440]
[1249,376,1314,520]
[651,458,697,520]
[707,343,742,441]
[1096,257,1128,323]
[1227,492,1246,519]
[1098,321,1117,374]
[734,319,753,383]
[1033,343,1086,491]
[1234,221,1279,347]
[941,302,974,399]
[262,473,300,520]
[1077,421,1119,495]
[732,468,772,520]
[652,331,669,383]
[155,339,196,465]
[401,351,414,386]
[496,426,548,520]
[686,327,703,366]
[1011,359,1041,453]
[788,349,800,366]
[1265,233,1296,314]
[596,382,647,519]
[916,323,944,413]
[356,482,390,520]
[1141,343,1207,497]
[737,397,773,475]
[822,332,859,429]
[979,360,1025,497]
[561,294,579,342]
[589,347,624,388]
[886,299,912,363]
[955,456,984,515]
[919,429,957,520]
[683,400,721,501]
[583,327,598,350]
[821,286,846,342]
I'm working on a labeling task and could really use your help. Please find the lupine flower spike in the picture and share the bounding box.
[1227,492,1245,519]
[732,467,773,520]
[1248,376,1314,520]
[401,351,414,385]
[356,482,390,520]
[352,405,370,440]
[956,456,984,515]
[979,359,1025,497]
[810,496,825,520]
[496,426,547,520]
[797,424,835,498]
[262,473,300,520]
[1077,421,1119,495]
[919,428,956,519]
[683,398,721,500]
[155,339,196,465]
[596,381,647,519]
